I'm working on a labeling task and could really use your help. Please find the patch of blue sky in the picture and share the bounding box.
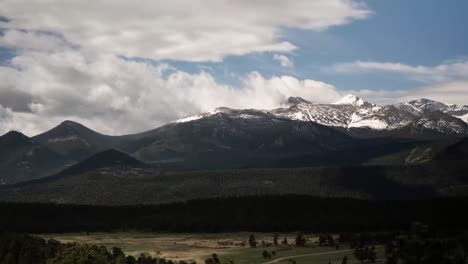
[97,0,468,92]
[0,47,15,66]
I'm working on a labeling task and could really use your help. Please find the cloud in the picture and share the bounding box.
[0,50,341,136]
[4,1,466,136]
[330,59,468,105]
[273,54,294,68]
[0,0,372,135]
[331,60,468,83]
[0,29,70,53]
[0,0,371,62]
[346,81,468,105]
[1,47,465,137]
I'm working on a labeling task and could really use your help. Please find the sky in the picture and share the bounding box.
[0,0,467,135]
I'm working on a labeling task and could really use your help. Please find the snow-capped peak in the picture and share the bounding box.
[397,98,468,121]
[172,108,233,123]
[404,98,446,112]
[333,94,370,107]
[171,94,467,134]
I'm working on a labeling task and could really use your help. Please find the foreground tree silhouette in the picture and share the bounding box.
[0,232,192,264]
[249,234,257,248]
[353,246,376,263]
[341,255,348,264]
[295,234,306,247]
[273,233,279,246]
[205,254,220,264]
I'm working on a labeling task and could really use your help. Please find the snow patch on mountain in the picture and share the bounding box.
[173,109,224,123]
[455,113,468,123]
[333,94,370,107]
[174,115,204,123]
[237,114,262,119]
[48,136,83,143]
[171,95,467,135]
[395,99,468,123]
[348,114,388,130]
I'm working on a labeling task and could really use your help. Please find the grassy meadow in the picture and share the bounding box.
[40,232,384,264]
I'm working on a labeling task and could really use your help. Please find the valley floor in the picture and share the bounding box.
[40,232,384,264]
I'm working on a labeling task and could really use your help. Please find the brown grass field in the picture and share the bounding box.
[40,232,384,264]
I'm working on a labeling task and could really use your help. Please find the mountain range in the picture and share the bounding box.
[0,95,467,204]
[1,138,467,205]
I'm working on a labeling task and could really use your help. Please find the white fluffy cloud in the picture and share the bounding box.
[0,50,341,136]
[346,81,468,105]
[4,1,466,136]
[0,30,70,52]
[0,0,371,62]
[273,54,294,68]
[332,60,468,83]
[0,0,370,135]
[331,60,468,105]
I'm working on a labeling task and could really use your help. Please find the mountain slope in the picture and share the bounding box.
[4,140,468,205]
[270,95,468,137]
[395,98,468,122]
[118,96,467,168]
[0,149,152,204]
[431,137,468,164]
[0,163,435,205]
[17,149,149,185]
[2,96,466,184]
[0,131,66,184]
[123,108,360,168]
[1,136,466,205]
[32,120,153,162]
[32,121,121,161]
[383,137,468,198]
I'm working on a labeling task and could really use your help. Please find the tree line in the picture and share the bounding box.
[0,231,194,264]
[1,225,467,264]
[1,195,468,233]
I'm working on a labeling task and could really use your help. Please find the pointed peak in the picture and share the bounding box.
[62,149,148,175]
[0,130,33,146]
[89,149,145,165]
[33,120,101,141]
[52,120,95,134]
[213,107,232,112]
[405,98,447,108]
[39,149,148,181]
[59,120,84,127]
[287,97,311,105]
[333,94,370,107]
[408,98,440,104]
[1,130,29,139]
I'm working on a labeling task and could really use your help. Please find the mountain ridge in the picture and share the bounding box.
[270,95,468,134]
[172,95,468,136]
[33,120,120,161]
[5,149,149,187]
[1,96,467,185]
[0,130,67,184]
[2,137,468,205]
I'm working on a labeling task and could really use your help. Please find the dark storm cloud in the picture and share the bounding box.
[0,89,33,112]
[0,16,9,23]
